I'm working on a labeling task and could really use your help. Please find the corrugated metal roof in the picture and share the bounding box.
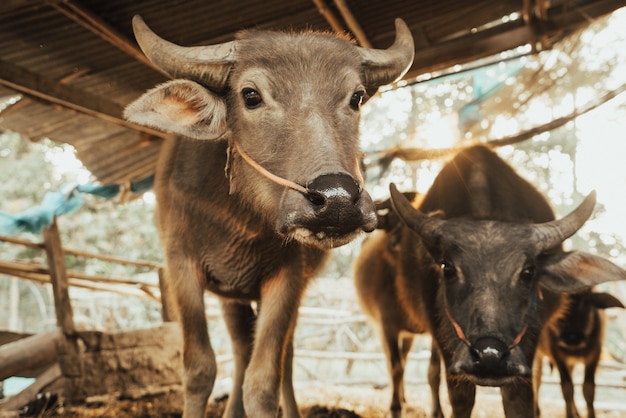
[1,0,624,187]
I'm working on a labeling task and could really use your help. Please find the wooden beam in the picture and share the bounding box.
[0,329,61,381]
[50,0,166,75]
[0,233,45,250]
[404,0,626,80]
[0,59,169,139]
[406,21,531,79]
[0,233,161,269]
[0,267,161,301]
[311,0,347,33]
[158,267,173,322]
[378,81,626,166]
[334,0,372,47]
[0,259,158,288]
[43,217,76,337]
[546,0,626,27]
[62,247,161,269]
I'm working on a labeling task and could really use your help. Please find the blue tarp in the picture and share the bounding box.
[0,174,154,236]
[458,59,525,130]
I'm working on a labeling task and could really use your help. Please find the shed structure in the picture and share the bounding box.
[1,0,624,187]
[1,0,626,414]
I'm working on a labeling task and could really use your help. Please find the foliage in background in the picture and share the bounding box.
[360,9,626,264]
[0,131,163,333]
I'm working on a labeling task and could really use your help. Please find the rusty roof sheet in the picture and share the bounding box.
[1,0,624,186]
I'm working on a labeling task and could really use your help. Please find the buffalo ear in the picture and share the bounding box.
[589,292,625,309]
[539,251,626,293]
[375,192,418,232]
[124,79,228,140]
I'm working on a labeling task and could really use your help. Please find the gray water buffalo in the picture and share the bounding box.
[124,15,414,418]
[534,289,624,418]
[354,145,626,418]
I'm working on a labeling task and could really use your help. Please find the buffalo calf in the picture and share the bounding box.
[534,289,624,418]
[124,15,414,418]
[355,194,444,418]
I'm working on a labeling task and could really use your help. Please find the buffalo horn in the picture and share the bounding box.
[357,18,415,87]
[132,15,236,93]
[389,183,444,243]
[532,190,597,252]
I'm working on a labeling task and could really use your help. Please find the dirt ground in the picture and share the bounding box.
[10,381,626,418]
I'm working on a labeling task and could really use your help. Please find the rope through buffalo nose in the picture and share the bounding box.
[232,141,309,195]
[445,306,528,352]
[232,141,360,204]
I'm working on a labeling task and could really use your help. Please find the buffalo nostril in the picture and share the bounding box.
[306,190,326,206]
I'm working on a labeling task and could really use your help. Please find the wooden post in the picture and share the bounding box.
[42,216,76,337]
[158,267,173,322]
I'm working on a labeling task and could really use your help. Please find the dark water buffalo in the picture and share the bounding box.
[534,289,624,418]
[123,15,414,418]
[354,145,626,418]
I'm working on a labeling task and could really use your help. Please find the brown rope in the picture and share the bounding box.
[232,141,309,195]
[444,305,528,351]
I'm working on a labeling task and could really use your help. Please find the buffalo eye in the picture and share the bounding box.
[520,265,536,282]
[242,88,263,109]
[440,260,456,280]
[349,90,365,110]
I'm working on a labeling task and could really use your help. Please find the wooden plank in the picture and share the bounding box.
[60,324,182,402]
[334,0,372,47]
[311,0,346,33]
[0,331,32,347]
[42,217,76,337]
[0,329,61,381]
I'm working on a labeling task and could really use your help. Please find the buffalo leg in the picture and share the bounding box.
[281,337,299,418]
[446,376,475,418]
[428,344,443,418]
[242,268,307,418]
[583,353,600,418]
[220,299,256,418]
[555,359,580,418]
[501,381,534,418]
[168,261,217,418]
[532,355,544,417]
[381,327,409,418]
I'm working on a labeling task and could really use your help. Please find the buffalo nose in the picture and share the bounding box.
[306,173,361,207]
[304,173,374,233]
[471,337,509,370]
